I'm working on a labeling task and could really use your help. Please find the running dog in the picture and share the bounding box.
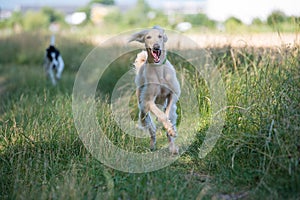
[130,26,181,154]
[44,36,64,86]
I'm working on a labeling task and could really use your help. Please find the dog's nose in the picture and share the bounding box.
[153,43,160,50]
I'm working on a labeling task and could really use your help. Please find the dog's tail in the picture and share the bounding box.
[50,35,55,46]
[134,50,147,74]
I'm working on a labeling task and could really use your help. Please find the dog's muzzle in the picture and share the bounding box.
[149,44,161,63]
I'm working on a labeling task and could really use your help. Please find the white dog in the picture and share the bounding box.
[130,26,181,154]
[44,36,64,86]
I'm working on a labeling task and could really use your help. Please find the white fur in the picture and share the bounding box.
[44,36,64,86]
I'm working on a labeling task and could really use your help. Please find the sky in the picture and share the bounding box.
[206,0,300,24]
[1,0,299,23]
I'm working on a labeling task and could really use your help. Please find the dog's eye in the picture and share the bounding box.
[146,35,151,39]
[158,35,162,38]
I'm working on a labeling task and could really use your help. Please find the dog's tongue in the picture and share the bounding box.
[151,50,161,63]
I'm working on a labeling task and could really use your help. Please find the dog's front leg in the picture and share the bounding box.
[165,95,179,154]
[148,101,177,137]
[167,134,179,155]
[48,64,56,86]
[56,56,64,80]
[139,110,156,151]
[167,107,179,155]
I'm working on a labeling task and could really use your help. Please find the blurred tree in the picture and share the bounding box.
[22,11,48,31]
[225,16,242,24]
[288,16,300,25]
[104,2,169,28]
[0,11,22,29]
[184,13,216,29]
[267,10,287,26]
[104,10,122,24]
[82,0,115,24]
[225,16,243,32]
[252,17,263,25]
[105,0,150,27]
[90,0,114,5]
[147,11,169,28]
[124,0,151,26]
[41,7,64,23]
[77,6,92,25]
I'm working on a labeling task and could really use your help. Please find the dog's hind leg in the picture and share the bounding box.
[56,56,64,80]
[48,65,56,86]
[165,94,179,133]
[139,110,156,151]
[137,88,157,151]
[166,102,179,154]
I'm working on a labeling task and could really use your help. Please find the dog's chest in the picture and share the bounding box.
[146,66,171,84]
[149,66,174,95]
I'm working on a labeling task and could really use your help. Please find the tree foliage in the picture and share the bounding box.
[103,0,168,28]
[0,2,299,33]
[22,11,49,31]
[90,0,114,5]
[267,10,287,26]
[252,17,263,25]
[184,13,216,29]
[41,7,64,23]
[224,16,243,32]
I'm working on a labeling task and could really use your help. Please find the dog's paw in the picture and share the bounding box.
[150,138,156,151]
[167,127,177,137]
[150,146,156,152]
[169,144,179,155]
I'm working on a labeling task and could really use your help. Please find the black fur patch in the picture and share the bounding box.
[46,45,60,62]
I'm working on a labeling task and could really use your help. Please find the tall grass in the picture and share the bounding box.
[207,46,300,197]
[0,32,299,199]
[0,31,94,71]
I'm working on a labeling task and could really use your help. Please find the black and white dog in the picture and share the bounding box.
[44,36,64,85]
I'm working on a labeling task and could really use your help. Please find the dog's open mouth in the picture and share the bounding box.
[149,49,161,63]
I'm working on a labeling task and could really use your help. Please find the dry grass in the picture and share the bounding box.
[91,33,300,48]
[188,33,299,48]
[0,31,299,199]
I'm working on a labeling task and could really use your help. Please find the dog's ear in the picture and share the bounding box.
[153,25,168,42]
[152,25,163,30]
[128,30,149,43]
[163,33,168,42]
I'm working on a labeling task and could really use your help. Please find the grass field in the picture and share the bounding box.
[0,31,299,199]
